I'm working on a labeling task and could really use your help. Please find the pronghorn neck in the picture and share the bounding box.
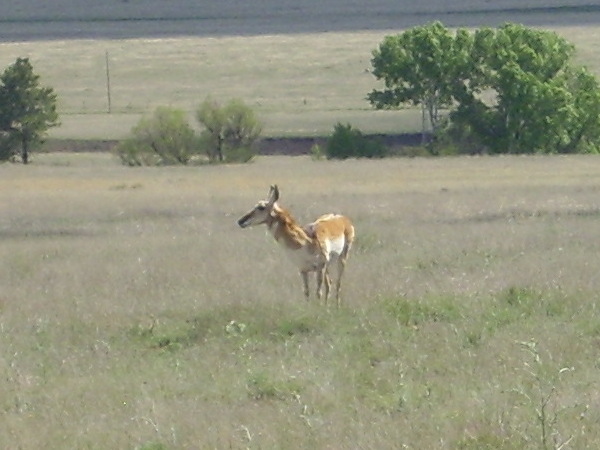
[267,204,312,250]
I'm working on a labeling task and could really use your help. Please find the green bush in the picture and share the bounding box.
[196,98,262,163]
[429,117,485,156]
[326,123,388,159]
[115,106,199,166]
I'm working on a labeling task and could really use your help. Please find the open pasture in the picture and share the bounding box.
[2,154,600,448]
[0,24,599,140]
[0,32,415,139]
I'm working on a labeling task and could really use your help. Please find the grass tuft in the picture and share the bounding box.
[383,295,463,326]
[137,442,168,450]
[246,371,303,402]
[456,434,524,450]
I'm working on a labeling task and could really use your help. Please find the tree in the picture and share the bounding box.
[370,23,600,154]
[115,106,199,166]
[368,22,473,139]
[196,98,262,163]
[0,57,59,163]
[451,24,600,154]
[565,68,600,153]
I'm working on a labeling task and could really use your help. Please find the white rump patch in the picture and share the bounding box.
[326,235,346,256]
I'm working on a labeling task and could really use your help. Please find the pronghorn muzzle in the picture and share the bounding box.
[237,213,251,228]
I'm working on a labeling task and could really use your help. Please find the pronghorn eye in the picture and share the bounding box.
[257,205,266,211]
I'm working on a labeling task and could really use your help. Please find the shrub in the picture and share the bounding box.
[310,143,325,160]
[196,98,262,163]
[325,123,388,159]
[115,107,199,166]
[429,117,486,156]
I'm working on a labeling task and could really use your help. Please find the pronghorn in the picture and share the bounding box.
[237,185,354,305]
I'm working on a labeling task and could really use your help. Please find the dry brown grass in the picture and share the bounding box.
[2,153,600,448]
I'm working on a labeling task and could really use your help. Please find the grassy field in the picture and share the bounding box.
[0,25,598,140]
[2,7,600,448]
[2,153,600,448]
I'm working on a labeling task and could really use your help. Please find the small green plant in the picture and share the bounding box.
[246,371,302,401]
[138,442,168,450]
[456,433,522,449]
[384,295,461,326]
[515,340,574,450]
[128,316,209,352]
[224,320,247,336]
[483,287,542,334]
[310,143,325,160]
[275,316,314,338]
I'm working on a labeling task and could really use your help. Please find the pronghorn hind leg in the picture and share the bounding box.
[301,270,310,301]
[316,264,330,302]
[323,269,332,304]
[326,271,332,302]
[334,257,347,307]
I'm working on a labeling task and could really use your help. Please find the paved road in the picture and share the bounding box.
[0,1,599,41]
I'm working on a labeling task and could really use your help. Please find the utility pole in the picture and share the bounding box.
[105,50,112,114]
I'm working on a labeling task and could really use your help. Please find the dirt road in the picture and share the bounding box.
[0,1,599,41]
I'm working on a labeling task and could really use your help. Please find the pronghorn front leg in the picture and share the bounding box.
[301,270,310,301]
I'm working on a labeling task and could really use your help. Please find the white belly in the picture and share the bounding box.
[284,246,323,272]
[282,236,345,272]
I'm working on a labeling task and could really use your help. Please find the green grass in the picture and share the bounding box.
[0,25,598,139]
[2,153,600,448]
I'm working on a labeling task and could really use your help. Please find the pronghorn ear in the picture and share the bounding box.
[268,184,280,204]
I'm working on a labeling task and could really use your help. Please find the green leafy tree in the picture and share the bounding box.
[0,57,59,163]
[196,98,262,163]
[371,22,600,154]
[368,22,473,138]
[115,106,199,166]
[566,68,600,153]
[452,24,600,154]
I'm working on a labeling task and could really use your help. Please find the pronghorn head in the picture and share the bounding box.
[237,184,280,228]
